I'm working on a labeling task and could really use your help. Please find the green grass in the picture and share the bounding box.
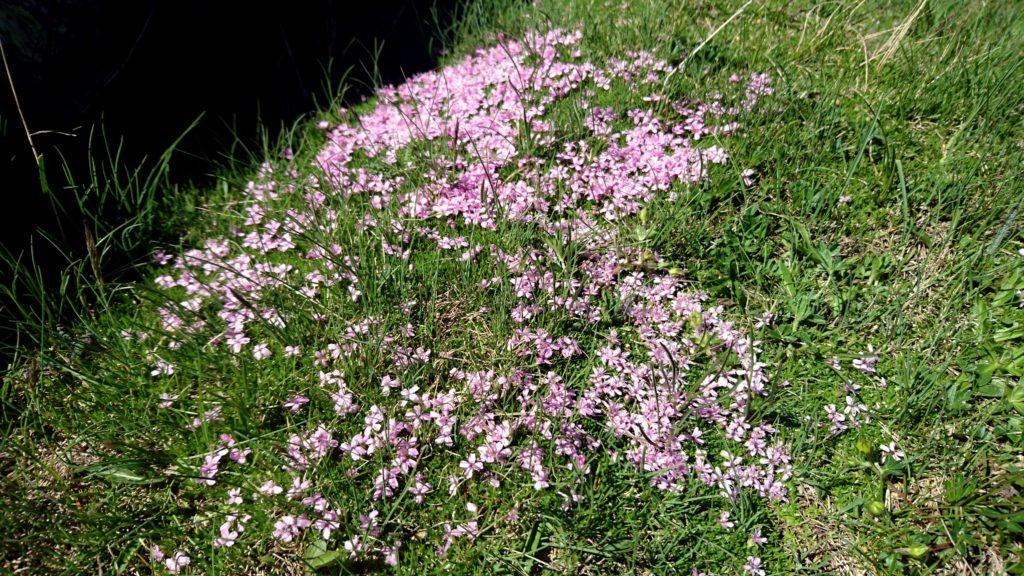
[3,0,1024,574]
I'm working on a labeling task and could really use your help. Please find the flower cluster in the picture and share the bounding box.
[823,348,886,435]
[143,28,785,572]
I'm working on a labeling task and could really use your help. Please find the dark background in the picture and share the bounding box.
[0,0,459,258]
[0,0,461,349]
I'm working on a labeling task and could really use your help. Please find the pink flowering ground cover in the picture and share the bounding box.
[119,27,797,573]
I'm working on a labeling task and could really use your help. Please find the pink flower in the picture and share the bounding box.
[852,347,879,373]
[164,551,190,574]
[252,342,272,360]
[188,406,222,431]
[409,474,432,504]
[272,514,310,542]
[719,510,735,529]
[214,515,242,548]
[743,556,765,576]
[459,454,484,479]
[258,480,283,497]
[742,168,756,186]
[150,359,174,377]
[824,404,847,434]
[196,453,221,486]
[314,509,340,540]
[153,249,173,265]
[287,477,311,500]
[344,535,363,557]
[283,394,309,413]
[384,544,400,566]
[226,331,250,354]
[880,441,905,462]
[229,446,251,464]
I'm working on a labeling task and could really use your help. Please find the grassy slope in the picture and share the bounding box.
[3,0,1024,574]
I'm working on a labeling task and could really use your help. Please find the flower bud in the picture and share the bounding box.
[906,544,928,559]
[865,500,886,516]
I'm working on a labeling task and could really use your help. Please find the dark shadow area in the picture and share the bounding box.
[0,0,462,355]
